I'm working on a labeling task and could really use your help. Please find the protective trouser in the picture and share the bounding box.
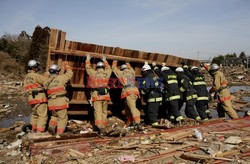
[147,101,161,124]
[168,100,183,121]
[125,94,140,123]
[93,100,108,129]
[217,100,238,119]
[179,99,200,120]
[49,109,68,133]
[30,103,48,132]
[195,100,209,120]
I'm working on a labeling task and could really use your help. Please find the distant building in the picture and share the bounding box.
[245,56,250,68]
[200,59,211,65]
[224,57,243,67]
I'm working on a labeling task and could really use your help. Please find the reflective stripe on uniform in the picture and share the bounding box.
[48,104,69,110]
[141,90,146,95]
[186,94,197,101]
[167,80,178,84]
[193,81,206,86]
[24,83,41,90]
[49,120,58,126]
[47,87,65,95]
[181,79,185,83]
[32,125,37,130]
[205,110,210,113]
[197,96,209,101]
[180,87,185,92]
[132,116,140,122]
[57,128,65,133]
[221,81,227,86]
[196,116,201,120]
[176,116,184,121]
[168,75,176,79]
[219,96,231,102]
[121,90,140,99]
[91,95,111,101]
[169,95,181,101]
[28,98,48,105]
[170,116,175,119]
[148,97,162,102]
[95,120,107,126]
[37,127,45,132]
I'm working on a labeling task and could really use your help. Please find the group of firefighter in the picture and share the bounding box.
[24,54,239,135]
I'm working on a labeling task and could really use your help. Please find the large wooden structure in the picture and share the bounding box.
[46,28,200,116]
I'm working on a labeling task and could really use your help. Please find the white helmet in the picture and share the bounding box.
[96,62,104,68]
[120,64,128,70]
[28,60,39,69]
[161,66,170,72]
[210,63,219,71]
[49,64,60,74]
[191,66,198,71]
[141,64,151,71]
[175,67,184,72]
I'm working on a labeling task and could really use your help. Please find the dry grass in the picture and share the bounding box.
[0,51,25,77]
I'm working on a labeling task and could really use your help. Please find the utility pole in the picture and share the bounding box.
[197,51,200,60]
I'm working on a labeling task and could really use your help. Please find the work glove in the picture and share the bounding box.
[64,61,71,70]
[86,54,91,60]
[152,62,156,66]
[102,55,106,61]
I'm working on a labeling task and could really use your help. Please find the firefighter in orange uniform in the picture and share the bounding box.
[204,63,238,119]
[24,60,48,132]
[112,60,142,128]
[45,61,73,135]
[85,54,112,132]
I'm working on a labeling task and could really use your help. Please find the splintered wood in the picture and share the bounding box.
[29,117,250,163]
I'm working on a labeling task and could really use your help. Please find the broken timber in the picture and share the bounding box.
[46,28,201,116]
[29,116,250,163]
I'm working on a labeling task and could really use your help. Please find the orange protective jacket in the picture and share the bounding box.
[204,65,231,102]
[112,61,140,99]
[24,70,47,105]
[44,66,73,110]
[86,59,112,101]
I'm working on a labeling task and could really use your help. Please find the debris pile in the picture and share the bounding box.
[0,74,29,120]
[28,118,250,163]
[202,66,250,86]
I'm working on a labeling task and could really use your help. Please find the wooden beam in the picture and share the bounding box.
[181,153,234,162]
[51,49,183,67]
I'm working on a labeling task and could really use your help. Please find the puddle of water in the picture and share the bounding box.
[0,115,30,128]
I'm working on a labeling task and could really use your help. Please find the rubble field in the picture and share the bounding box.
[0,67,249,163]
[1,117,250,163]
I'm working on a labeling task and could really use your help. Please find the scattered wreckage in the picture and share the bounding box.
[1,116,250,163]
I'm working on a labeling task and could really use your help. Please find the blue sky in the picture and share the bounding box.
[0,0,249,59]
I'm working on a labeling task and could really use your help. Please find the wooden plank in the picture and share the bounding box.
[51,49,182,67]
[59,31,66,50]
[48,28,58,49]
[181,153,234,162]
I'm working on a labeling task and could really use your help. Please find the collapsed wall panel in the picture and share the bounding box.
[46,28,200,116]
